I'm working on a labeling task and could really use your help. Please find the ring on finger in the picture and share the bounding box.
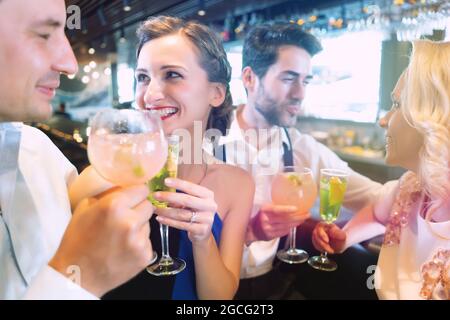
[189,210,198,224]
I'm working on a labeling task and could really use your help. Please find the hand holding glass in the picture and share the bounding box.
[271,166,317,264]
[87,108,168,266]
[308,169,348,271]
[146,135,186,276]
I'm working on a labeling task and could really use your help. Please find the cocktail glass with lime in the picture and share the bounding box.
[308,169,348,272]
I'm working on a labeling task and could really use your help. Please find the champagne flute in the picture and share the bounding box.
[271,166,317,264]
[87,108,168,265]
[146,135,186,276]
[308,169,348,272]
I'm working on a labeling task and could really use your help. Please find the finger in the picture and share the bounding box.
[286,211,310,222]
[312,230,334,253]
[312,236,323,251]
[318,227,330,243]
[156,207,212,225]
[132,200,154,225]
[272,229,292,238]
[270,221,303,230]
[73,196,98,214]
[136,224,154,265]
[324,244,335,254]
[153,192,216,212]
[317,222,333,234]
[164,178,214,199]
[268,215,301,224]
[299,211,312,220]
[138,221,150,240]
[69,165,115,208]
[269,212,310,224]
[330,226,346,240]
[259,226,289,239]
[156,215,209,234]
[108,185,150,210]
[266,223,291,234]
[312,227,321,245]
[156,207,191,221]
[94,186,122,199]
[312,236,335,254]
[260,204,298,214]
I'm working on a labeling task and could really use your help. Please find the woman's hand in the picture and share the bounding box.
[312,222,347,254]
[152,178,217,245]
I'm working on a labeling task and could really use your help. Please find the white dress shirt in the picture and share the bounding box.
[216,109,384,279]
[0,122,97,299]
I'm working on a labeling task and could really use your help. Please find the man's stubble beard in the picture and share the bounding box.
[254,84,283,127]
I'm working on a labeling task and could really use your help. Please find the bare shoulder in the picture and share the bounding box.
[201,153,254,219]
[202,152,254,191]
[208,163,254,192]
[206,163,254,222]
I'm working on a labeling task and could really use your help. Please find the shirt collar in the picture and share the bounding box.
[219,107,291,148]
[0,122,47,286]
[0,122,22,175]
[0,122,22,132]
[218,109,242,145]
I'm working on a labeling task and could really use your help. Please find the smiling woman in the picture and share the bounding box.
[99,15,255,300]
[135,16,233,137]
[378,72,424,172]
[312,40,450,300]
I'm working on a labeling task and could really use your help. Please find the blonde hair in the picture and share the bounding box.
[401,40,450,233]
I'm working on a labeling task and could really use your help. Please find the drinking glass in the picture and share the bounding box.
[308,168,348,272]
[88,108,168,266]
[271,166,317,264]
[146,135,186,276]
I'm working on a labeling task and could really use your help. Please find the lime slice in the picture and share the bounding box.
[287,174,302,187]
[133,165,145,178]
[147,165,170,208]
[329,177,346,206]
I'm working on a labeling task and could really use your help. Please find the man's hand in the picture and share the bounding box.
[246,204,310,244]
[50,167,155,297]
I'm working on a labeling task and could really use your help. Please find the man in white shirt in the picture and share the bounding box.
[0,0,155,299]
[216,23,385,299]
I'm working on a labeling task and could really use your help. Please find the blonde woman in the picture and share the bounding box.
[312,40,450,300]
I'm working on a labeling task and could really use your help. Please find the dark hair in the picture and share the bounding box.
[243,23,322,79]
[136,16,233,136]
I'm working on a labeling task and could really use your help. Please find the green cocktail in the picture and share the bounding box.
[146,135,186,276]
[148,135,179,208]
[319,176,348,223]
[308,169,349,272]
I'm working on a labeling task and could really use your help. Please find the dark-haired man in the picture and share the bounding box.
[216,23,385,299]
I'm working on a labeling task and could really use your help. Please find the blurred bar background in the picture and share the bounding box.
[36,0,450,181]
